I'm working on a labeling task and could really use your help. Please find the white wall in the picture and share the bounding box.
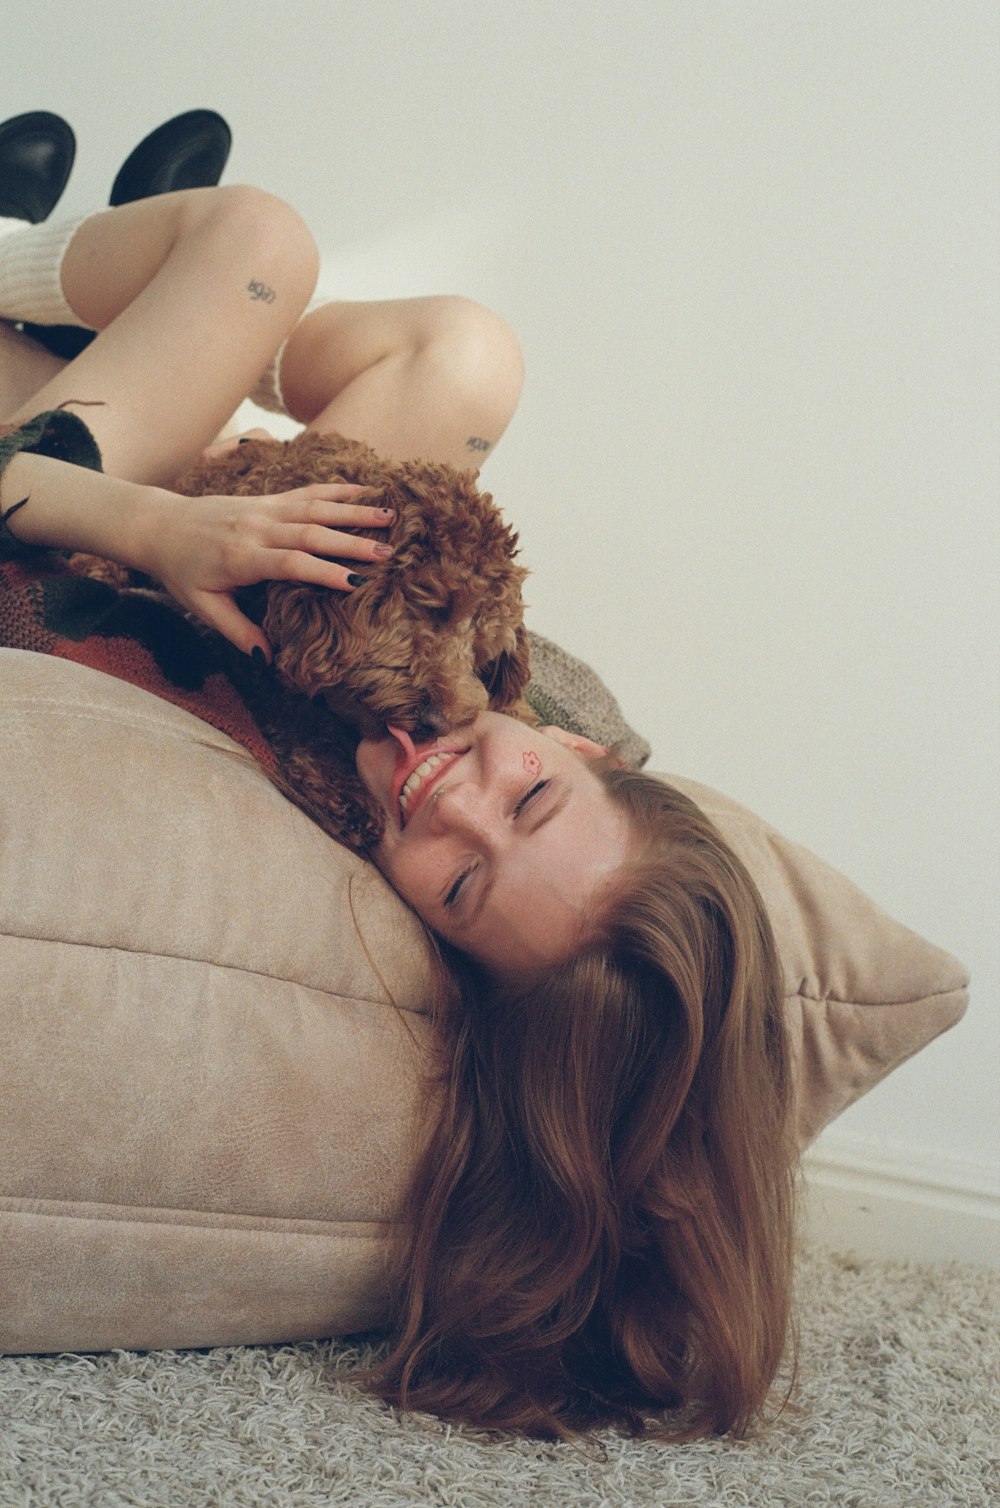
[12,1,998,1178]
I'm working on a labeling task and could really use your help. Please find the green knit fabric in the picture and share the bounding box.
[524,630,651,770]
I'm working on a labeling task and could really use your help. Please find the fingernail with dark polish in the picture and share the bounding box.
[347,573,366,587]
[250,645,268,665]
[238,437,251,445]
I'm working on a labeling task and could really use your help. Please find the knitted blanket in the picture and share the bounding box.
[524,630,650,770]
[0,411,279,774]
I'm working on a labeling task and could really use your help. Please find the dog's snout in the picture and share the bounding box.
[413,703,450,742]
[349,703,449,745]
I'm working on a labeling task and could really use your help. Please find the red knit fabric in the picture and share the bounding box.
[0,550,278,775]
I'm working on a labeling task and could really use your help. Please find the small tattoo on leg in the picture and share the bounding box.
[247,279,277,304]
[466,436,493,454]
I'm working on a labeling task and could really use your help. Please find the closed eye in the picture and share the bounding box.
[514,779,549,817]
[444,781,551,911]
[443,868,473,909]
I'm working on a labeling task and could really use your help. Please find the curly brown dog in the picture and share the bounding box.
[73,430,533,852]
[179,431,531,735]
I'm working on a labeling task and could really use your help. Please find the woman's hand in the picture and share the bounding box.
[141,480,394,658]
[0,431,393,659]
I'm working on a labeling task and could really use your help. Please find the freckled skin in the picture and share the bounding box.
[355,713,630,974]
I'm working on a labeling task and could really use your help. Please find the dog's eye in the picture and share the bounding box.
[478,657,509,695]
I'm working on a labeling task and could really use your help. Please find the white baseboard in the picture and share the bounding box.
[801,1134,1000,1269]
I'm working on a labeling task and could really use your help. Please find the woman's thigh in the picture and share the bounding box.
[0,320,67,420]
[280,295,524,468]
[4,187,319,484]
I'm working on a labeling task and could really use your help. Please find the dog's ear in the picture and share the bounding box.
[479,622,531,709]
[263,583,351,700]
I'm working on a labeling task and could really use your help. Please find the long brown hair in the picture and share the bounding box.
[362,769,797,1440]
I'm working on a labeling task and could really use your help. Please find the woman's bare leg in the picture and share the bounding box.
[2,191,523,476]
[0,319,66,412]
[2,186,319,485]
[277,296,524,469]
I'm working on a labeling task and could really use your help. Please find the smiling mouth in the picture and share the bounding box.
[398,748,466,825]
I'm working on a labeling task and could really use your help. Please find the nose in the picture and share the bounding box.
[425,771,500,848]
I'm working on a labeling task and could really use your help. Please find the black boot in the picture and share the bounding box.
[0,111,75,223]
[22,109,232,360]
[109,108,231,205]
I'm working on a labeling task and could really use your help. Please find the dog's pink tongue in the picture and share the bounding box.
[387,725,417,764]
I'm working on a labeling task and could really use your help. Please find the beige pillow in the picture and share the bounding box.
[660,775,968,1146]
[0,649,967,1354]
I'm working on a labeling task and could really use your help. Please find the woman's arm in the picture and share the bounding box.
[0,443,393,656]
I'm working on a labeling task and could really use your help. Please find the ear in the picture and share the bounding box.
[478,624,531,709]
[539,725,610,760]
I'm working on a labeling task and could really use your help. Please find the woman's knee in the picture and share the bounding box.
[417,296,525,425]
[63,186,321,334]
[178,185,320,308]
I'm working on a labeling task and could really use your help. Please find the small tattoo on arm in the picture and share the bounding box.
[466,436,493,454]
[247,279,277,304]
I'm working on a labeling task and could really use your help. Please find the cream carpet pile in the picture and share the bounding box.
[1,1244,996,1506]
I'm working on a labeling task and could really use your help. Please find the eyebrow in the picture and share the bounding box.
[456,787,572,934]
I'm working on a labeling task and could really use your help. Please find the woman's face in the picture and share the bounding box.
[355,713,630,975]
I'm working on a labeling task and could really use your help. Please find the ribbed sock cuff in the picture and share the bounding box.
[247,290,332,417]
[0,215,91,327]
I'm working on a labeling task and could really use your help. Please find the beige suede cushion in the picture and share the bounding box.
[0,649,968,1354]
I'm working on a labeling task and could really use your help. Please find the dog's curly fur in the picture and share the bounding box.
[71,431,532,852]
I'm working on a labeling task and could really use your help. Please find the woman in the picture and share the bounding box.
[0,175,796,1441]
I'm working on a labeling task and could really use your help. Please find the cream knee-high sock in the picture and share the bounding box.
[0,214,92,326]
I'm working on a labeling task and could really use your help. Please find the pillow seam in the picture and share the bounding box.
[0,1199,398,1238]
[0,696,247,752]
[0,926,429,1015]
[788,984,967,1009]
